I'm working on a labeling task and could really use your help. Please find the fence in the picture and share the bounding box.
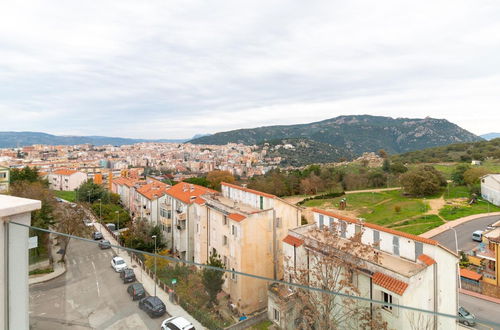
[461,279,482,293]
[224,310,268,330]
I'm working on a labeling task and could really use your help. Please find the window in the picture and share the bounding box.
[393,236,400,256]
[273,308,280,321]
[0,173,6,179]
[231,225,237,237]
[276,217,281,228]
[348,269,357,286]
[373,230,380,249]
[223,256,228,267]
[340,221,347,238]
[231,268,237,281]
[223,216,228,225]
[259,196,264,210]
[223,235,228,245]
[415,242,423,259]
[355,224,361,235]
[382,292,393,312]
[319,215,324,229]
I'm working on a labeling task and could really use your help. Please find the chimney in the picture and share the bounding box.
[183,184,188,192]
[190,184,194,192]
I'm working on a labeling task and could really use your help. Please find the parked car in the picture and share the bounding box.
[106,223,116,231]
[92,232,103,240]
[127,283,146,300]
[472,230,483,242]
[458,306,476,326]
[99,240,111,249]
[138,296,166,318]
[120,268,136,283]
[111,256,127,272]
[161,316,195,330]
[83,218,93,226]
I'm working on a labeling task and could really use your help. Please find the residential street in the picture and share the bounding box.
[431,215,500,329]
[29,237,165,329]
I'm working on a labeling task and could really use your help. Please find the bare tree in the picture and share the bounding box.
[406,311,435,330]
[53,203,89,262]
[288,226,387,330]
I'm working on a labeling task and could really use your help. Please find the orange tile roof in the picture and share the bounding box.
[221,182,276,199]
[52,169,78,176]
[228,213,246,222]
[194,197,206,205]
[283,234,304,247]
[166,183,217,204]
[372,272,408,295]
[312,208,439,246]
[417,254,436,266]
[460,268,482,281]
[137,182,169,200]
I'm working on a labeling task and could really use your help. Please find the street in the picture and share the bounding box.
[431,214,500,252]
[431,215,500,329]
[29,237,165,329]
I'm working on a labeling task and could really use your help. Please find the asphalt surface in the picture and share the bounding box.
[431,215,500,330]
[29,237,166,329]
[431,215,500,252]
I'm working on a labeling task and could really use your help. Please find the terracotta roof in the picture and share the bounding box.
[417,254,436,266]
[166,183,217,204]
[372,272,408,295]
[460,268,482,281]
[228,213,246,222]
[113,177,139,187]
[221,182,276,199]
[283,234,304,247]
[312,208,438,246]
[137,182,169,200]
[194,197,206,205]
[52,169,78,176]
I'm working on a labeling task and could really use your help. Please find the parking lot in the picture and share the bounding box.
[29,237,166,329]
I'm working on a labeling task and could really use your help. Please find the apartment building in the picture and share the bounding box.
[111,177,141,210]
[481,174,500,206]
[48,169,87,191]
[0,166,9,192]
[162,183,217,260]
[192,182,302,313]
[132,181,170,225]
[268,208,458,329]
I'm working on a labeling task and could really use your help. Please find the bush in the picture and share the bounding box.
[400,165,446,197]
[298,191,345,205]
[394,205,401,213]
[29,267,54,275]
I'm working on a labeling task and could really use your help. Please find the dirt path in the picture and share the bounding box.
[345,187,401,194]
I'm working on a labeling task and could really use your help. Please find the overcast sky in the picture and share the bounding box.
[1,1,499,139]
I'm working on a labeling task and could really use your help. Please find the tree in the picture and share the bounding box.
[451,164,470,185]
[399,165,447,196]
[121,219,165,253]
[382,159,391,172]
[183,177,211,188]
[202,250,225,306]
[10,167,46,185]
[378,149,388,159]
[289,227,387,329]
[463,167,490,186]
[53,203,88,262]
[206,170,235,190]
[390,162,408,174]
[76,180,110,203]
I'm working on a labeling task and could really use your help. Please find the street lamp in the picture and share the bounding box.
[98,198,102,231]
[152,235,157,297]
[450,226,461,308]
[115,210,120,232]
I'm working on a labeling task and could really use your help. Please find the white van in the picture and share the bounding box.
[472,230,483,242]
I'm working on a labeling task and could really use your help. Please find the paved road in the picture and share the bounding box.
[431,215,500,330]
[460,293,500,330]
[431,215,500,252]
[29,238,165,329]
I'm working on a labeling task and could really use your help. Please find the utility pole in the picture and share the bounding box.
[152,235,157,297]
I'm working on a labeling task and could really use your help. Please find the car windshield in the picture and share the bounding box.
[459,307,470,316]
[116,260,125,265]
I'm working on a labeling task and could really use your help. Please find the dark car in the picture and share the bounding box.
[120,268,136,283]
[139,296,166,318]
[92,232,103,240]
[127,283,146,300]
[98,240,111,249]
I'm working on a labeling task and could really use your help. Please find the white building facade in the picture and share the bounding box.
[481,174,500,206]
[48,169,87,191]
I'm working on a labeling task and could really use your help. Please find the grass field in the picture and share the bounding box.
[388,215,444,235]
[52,190,76,202]
[431,161,500,179]
[439,200,500,220]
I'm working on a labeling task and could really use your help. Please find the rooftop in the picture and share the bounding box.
[202,194,262,215]
[0,195,41,218]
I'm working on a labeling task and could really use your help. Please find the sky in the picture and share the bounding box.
[1,0,500,139]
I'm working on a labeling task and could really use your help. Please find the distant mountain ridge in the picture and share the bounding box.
[189,115,482,156]
[0,132,187,148]
[481,133,500,141]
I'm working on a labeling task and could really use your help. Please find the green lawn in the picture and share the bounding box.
[444,184,470,200]
[251,320,273,330]
[388,215,444,235]
[52,190,76,202]
[439,200,500,220]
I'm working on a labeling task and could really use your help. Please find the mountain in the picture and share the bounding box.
[391,138,500,163]
[189,115,482,156]
[260,138,353,167]
[481,133,500,141]
[0,132,187,148]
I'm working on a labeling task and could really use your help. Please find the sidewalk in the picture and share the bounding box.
[420,212,500,238]
[460,288,500,305]
[29,233,67,285]
[96,223,205,330]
